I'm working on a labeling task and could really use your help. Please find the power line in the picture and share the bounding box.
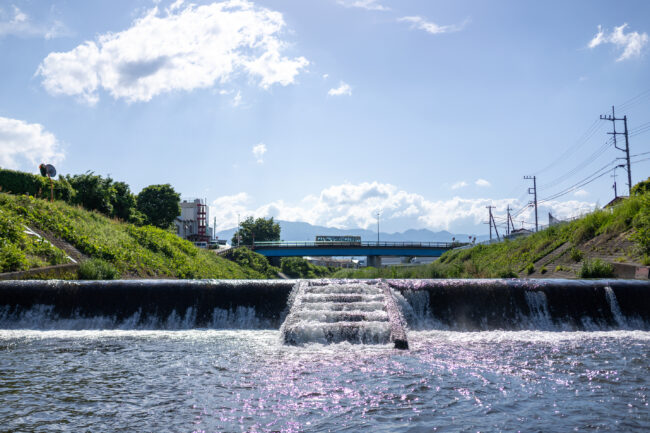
[533,120,604,176]
[618,88,650,111]
[538,161,620,204]
[538,137,613,190]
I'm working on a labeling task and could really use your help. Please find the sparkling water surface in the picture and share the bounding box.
[1,329,649,432]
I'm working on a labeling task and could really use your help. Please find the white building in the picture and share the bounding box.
[174,198,213,242]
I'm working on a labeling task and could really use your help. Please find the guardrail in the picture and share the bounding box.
[250,241,468,249]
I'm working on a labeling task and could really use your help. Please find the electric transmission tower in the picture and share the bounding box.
[600,106,632,195]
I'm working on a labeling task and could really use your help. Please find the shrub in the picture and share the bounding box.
[281,257,331,278]
[222,247,278,278]
[569,247,584,262]
[78,258,119,280]
[498,268,518,278]
[555,265,569,272]
[540,266,547,274]
[0,243,28,272]
[0,168,74,202]
[577,259,614,278]
[525,263,535,275]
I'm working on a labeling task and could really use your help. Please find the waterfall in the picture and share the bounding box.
[604,286,627,328]
[0,304,269,330]
[523,291,554,330]
[281,282,396,346]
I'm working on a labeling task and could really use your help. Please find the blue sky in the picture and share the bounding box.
[1,0,649,234]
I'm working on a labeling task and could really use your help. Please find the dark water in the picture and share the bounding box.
[1,329,649,432]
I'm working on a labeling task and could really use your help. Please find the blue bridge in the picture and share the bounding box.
[249,241,466,267]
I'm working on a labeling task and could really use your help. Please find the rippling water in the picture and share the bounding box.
[1,330,648,432]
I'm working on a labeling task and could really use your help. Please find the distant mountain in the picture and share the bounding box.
[216,220,486,244]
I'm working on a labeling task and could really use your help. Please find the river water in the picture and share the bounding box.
[1,329,649,432]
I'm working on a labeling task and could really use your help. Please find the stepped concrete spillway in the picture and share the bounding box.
[280,281,409,349]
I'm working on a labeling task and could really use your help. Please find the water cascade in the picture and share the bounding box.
[280,281,408,349]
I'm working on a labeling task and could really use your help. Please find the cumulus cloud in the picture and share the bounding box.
[398,16,468,35]
[328,81,352,96]
[36,1,309,104]
[252,142,267,163]
[0,5,68,39]
[337,0,389,11]
[588,24,648,61]
[209,181,594,232]
[0,117,64,170]
[475,179,490,187]
[573,189,589,197]
[451,181,467,190]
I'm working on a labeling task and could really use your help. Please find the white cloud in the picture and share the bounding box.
[451,181,467,190]
[232,90,242,107]
[0,5,68,39]
[36,1,309,104]
[337,0,389,11]
[573,189,589,197]
[328,81,352,96]
[0,117,64,170]
[252,142,267,163]
[208,181,595,232]
[398,16,468,35]
[322,73,329,79]
[588,24,648,61]
[475,179,491,187]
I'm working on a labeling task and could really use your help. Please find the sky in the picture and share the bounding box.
[1,0,649,235]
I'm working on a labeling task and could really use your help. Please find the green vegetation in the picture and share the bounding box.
[525,263,535,275]
[78,258,119,280]
[0,168,74,202]
[280,257,331,278]
[540,266,548,275]
[569,247,583,262]
[232,216,281,245]
[135,184,181,228]
[220,247,279,278]
[0,193,268,278]
[0,208,68,273]
[333,262,450,279]
[577,259,614,278]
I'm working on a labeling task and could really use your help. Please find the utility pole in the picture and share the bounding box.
[612,167,618,199]
[486,206,500,241]
[237,213,241,247]
[524,176,538,232]
[600,106,632,195]
[506,205,514,236]
[376,210,381,243]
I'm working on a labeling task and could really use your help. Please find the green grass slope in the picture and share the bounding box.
[0,193,269,279]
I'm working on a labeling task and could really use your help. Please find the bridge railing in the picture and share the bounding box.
[251,241,468,249]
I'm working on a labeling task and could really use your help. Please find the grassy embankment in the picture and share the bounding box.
[0,193,274,279]
[334,189,650,279]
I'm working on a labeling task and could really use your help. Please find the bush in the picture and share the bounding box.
[577,259,614,278]
[525,263,535,275]
[222,247,278,278]
[78,258,119,280]
[498,268,518,278]
[540,266,547,274]
[569,247,583,262]
[281,257,331,278]
[0,243,28,272]
[0,168,75,202]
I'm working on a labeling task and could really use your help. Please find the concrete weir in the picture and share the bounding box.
[280,280,409,349]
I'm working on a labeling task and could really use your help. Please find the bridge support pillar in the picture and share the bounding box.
[367,256,382,268]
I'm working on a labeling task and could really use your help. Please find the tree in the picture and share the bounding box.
[631,177,650,196]
[110,181,136,221]
[66,172,115,215]
[136,184,180,229]
[232,216,280,245]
